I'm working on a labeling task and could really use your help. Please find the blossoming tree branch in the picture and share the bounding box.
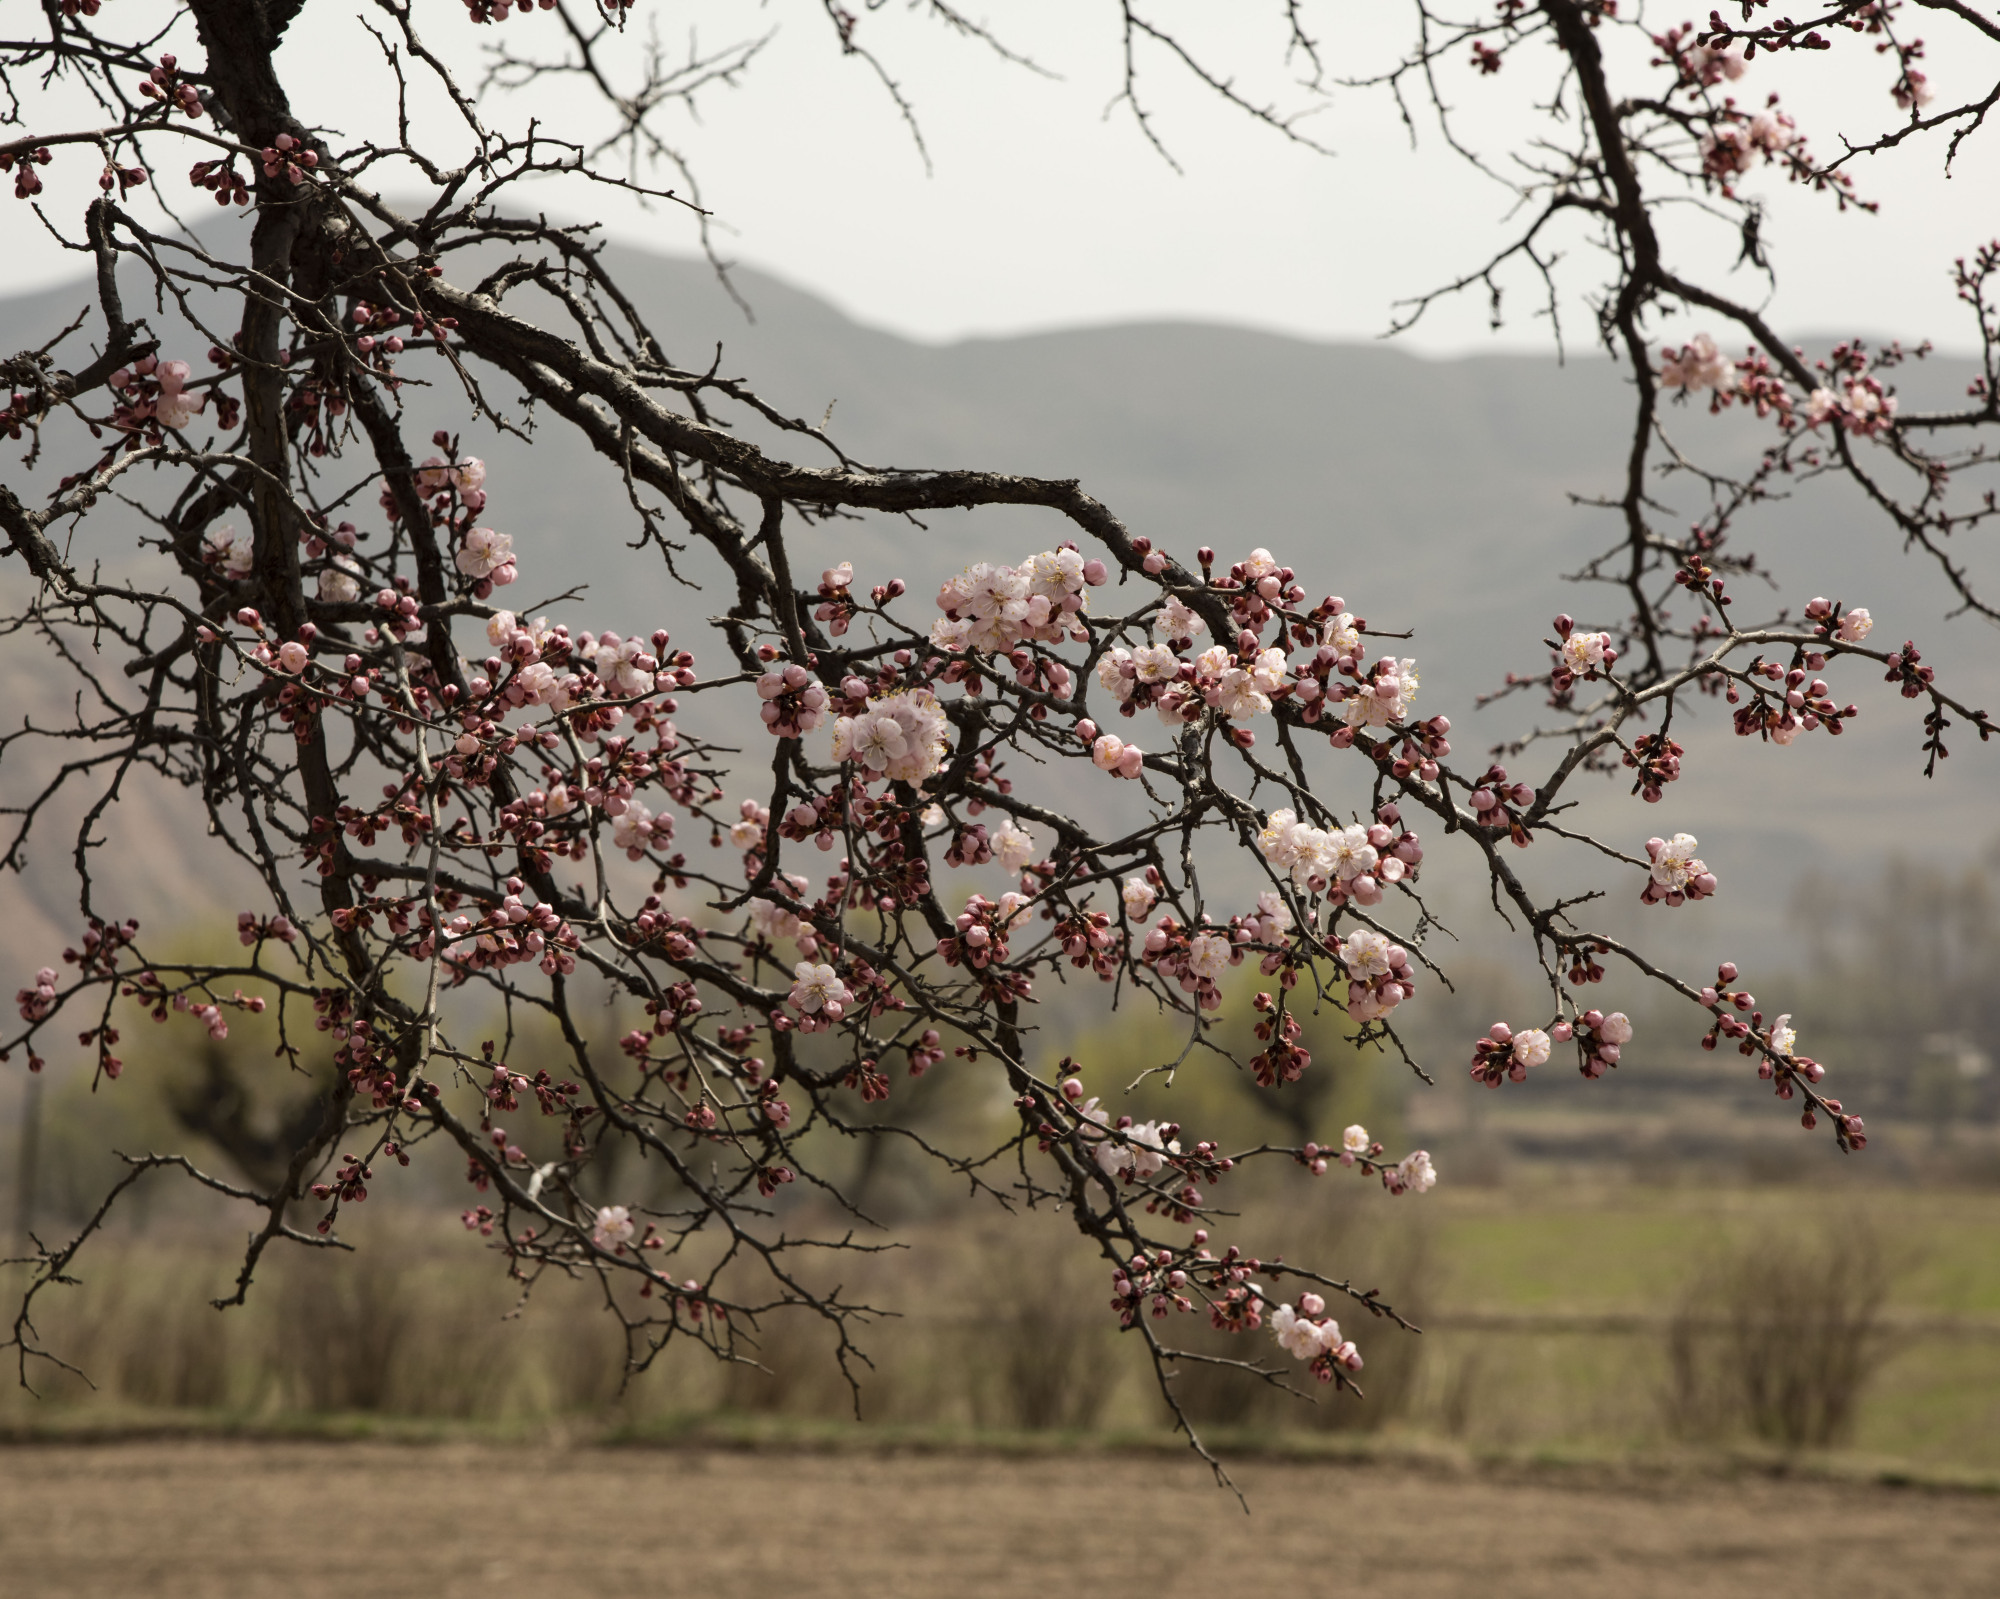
[2,1,1996,1473]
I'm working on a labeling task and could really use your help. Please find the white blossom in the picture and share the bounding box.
[1132,642,1179,684]
[1186,930,1231,982]
[1512,1028,1552,1069]
[1096,647,1137,702]
[994,818,1037,874]
[1153,597,1206,643]
[1340,928,1392,981]
[1651,832,1704,890]
[1271,1303,1328,1361]
[592,1205,636,1250]
[789,961,851,1016]
[1323,613,1361,658]
[1324,824,1379,884]
[611,801,656,856]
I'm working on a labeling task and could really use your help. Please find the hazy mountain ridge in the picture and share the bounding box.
[2,245,1995,979]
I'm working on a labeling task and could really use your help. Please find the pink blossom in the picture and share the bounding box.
[1091,734,1144,778]
[456,526,514,580]
[789,961,851,1019]
[830,687,948,781]
[205,524,255,578]
[1660,334,1736,393]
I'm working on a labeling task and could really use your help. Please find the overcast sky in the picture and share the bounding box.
[13,2,1995,354]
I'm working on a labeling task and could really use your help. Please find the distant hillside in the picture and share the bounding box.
[3,243,1995,978]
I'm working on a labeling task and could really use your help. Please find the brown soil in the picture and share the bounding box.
[1,1440,1995,1598]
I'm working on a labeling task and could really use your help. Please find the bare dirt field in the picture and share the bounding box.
[2,1440,1996,1598]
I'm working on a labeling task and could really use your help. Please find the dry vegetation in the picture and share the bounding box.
[7,1185,1998,1479]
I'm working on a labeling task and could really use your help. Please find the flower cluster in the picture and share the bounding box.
[787,960,853,1032]
[1805,377,1898,437]
[1550,613,1616,692]
[1334,654,1421,730]
[1086,729,1147,778]
[748,877,818,954]
[430,880,581,982]
[1465,764,1536,846]
[137,53,204,118]
[1641,832,1717,905]
[1255,805,1417,906]
[831,685,949,783]
[1660,333,1738,394]
[756,663,830,739]
[1624,731,1685,802]
[581,630,657,698]
[1573,1009,1633,1079]
[1270,1293,1363,1379]
[1804,596,1873,647]
[257,131,319,187]
[1078,1096,1181,1180]
[931,545,1105,654]
[939,892,1031,971]
[1698,109,1796,181]
[1382,1150,1437,1195]
[108,354,207,434]
[1469,1021,1551,1087]
[1139,917,1236,1010]
[204,523,255,580]
[455,525,516,588]
[15,967,59,1024]
[1249,989,1309,1085]
[609,799,674,859]
[1338,928,1416,1023]
[4,142,56,200]
[1196,640,1291,723]
[1729,655,1855,745]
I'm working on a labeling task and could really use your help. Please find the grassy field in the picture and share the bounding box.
[5,1181,1997,1481]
